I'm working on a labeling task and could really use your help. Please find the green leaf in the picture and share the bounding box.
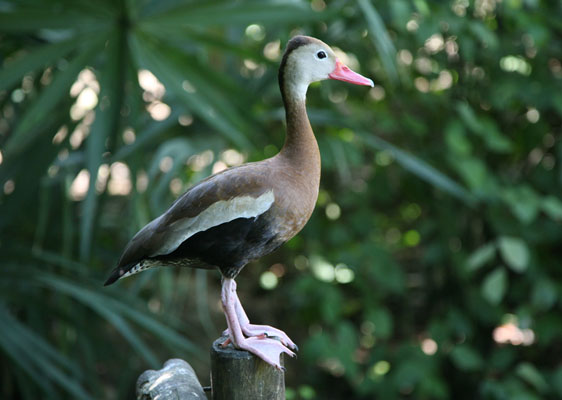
[153,38,253,143]
[413,0,430,15]
[110,112,181,162]
[515,362,548,393]
[0,36,87,91]
[365,307,393,339]
[129,31,252,149]
[0,310,55,394]
[105,295,204,359]
[145,27,269,62]
[469,22,499,49]
[456,103,483,134]
[0,305,92,399]
[31,249,89,277]
[501,185,541,224]
[390,0,413,29]
[328,140,352,182]
[531,279,557,310]
[497,236,530,273]
[334,322,359,375]
[481,267,507,305]
[148,138,194,212]
[450,344,483,371]
[449,158,498,199]
[360,133,477,205]
[0,5,112,32]
[466,243,496,272]
[0,111,66,230]
[456,103,512,153]
[445,120,472,156]
[3,37,105,158]
[357,0,398,83]
[1,305,79,375]
[80,30,126,261]
[541,195,562,220]
[29,267,203,361]
[36,274,160,367]
[553,366,562,397]
[141,0,324,26]
[195,269,219,338]
[553,93,562,118]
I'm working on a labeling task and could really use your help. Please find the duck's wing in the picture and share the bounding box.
[104,163,275,285]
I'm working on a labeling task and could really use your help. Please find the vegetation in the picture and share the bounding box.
[1,0,561,398]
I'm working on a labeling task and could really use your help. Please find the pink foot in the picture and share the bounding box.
[221,281,298,350]
[237,336,295,369]
[221,277,296,369]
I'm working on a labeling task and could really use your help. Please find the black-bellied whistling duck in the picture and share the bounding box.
[105,36,373,369]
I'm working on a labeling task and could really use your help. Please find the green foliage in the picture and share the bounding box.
[1,0,561,399]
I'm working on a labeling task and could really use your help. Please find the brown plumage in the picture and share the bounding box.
[105,36,373,368]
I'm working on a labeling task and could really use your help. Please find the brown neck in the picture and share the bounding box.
[278,96,321,176]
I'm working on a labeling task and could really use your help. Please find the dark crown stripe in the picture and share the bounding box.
[278,35,314,104]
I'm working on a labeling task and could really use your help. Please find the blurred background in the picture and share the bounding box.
[1,0,562,399]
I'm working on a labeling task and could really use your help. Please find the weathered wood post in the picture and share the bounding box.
[136,340,286,399]
[210,338,285,400]
[136,359,207,400]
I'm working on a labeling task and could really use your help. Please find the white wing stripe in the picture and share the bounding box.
[152,190,275,256]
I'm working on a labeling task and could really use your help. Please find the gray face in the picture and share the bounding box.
[289,42,337,83]
[282,40,338,101]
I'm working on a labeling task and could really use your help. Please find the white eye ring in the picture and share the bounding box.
[316,50,327,59]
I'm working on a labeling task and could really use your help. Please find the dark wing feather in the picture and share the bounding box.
[104,161,275,285]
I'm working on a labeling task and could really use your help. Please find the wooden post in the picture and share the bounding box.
[136,359,207,400]
[210,338,285,400]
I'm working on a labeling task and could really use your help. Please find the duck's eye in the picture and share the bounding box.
[316,50,327,59]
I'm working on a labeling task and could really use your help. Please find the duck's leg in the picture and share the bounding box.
[221,277,295,369]
[222,280,297,350]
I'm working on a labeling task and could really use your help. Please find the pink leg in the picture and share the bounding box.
[222,281,297,350]
[221,278,295,369]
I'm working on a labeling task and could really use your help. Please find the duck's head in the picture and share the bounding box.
[279,35,374,102]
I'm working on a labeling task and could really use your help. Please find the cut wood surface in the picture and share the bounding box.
[210,338,285,400]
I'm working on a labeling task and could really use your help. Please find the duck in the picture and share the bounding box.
[104,35,373,369]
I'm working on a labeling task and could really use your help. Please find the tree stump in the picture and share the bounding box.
[210,338,285,400]
[136,358,207,400]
